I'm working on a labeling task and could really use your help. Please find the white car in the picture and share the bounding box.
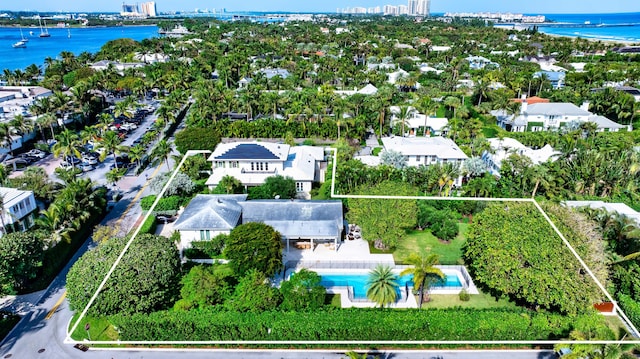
[26,149,47,159]
[121,123,137,131]
[78,162,93,172]
[82,156,98,165]
[59,161,73,170]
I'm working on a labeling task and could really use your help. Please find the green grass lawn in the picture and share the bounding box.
[393,223,468,264]
[424,291,518,310]
[69,314,119,341]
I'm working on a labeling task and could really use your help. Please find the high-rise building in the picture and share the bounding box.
[416,0,430,16]
[139,1,157,17]
[408,0,417,15]
[121,3,138,16]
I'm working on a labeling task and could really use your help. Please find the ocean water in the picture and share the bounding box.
[537,12,640,43]
[0,25,159,72]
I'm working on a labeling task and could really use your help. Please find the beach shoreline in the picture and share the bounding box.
[540,31,638,44]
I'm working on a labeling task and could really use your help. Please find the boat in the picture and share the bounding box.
[19,27,28,42]
[39,18,51,38]
[67,28,71,38]
[12,40,27,48]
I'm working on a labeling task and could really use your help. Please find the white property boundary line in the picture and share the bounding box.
[64,147,640,347]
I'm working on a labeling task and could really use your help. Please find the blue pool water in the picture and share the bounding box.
[318,272,462,299]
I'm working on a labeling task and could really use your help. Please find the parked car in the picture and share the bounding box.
[17,154,37,164]
[78,162,93,172]
[59,161,73,170]
[26,149,47,159]
[82,155,98,165]
[156,214,177,223]
[63,156,81,165]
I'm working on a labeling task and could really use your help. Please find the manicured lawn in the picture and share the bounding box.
[69,314,119,341]
[393,223,468,265]
[424,291,518,310]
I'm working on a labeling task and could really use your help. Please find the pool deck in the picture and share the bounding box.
[282,238,395,266]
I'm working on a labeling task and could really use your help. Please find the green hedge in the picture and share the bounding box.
[618,294,640,328]
[110,307,582,341]
[139,215,157,235]
[140,195,184,211]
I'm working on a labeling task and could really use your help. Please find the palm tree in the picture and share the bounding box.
[400,253,445,308]
[219,175,242,194]
[366,265,399,308]
[152,139,173,170]
[128,144,146,169]
[393,106,415,137]
[52,129,81,167]
[105,168,126,188]
[0,123,18,155]
[99,131,124,169]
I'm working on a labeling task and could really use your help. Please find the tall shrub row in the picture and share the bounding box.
[110,308,584,342]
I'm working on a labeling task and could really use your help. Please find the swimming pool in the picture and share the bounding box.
[318,272,463,299]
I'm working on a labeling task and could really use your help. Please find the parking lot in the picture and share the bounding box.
[5,100,160,190]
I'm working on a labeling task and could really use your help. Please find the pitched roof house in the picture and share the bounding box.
[173,194,344,252]
[205,142,327,198]
[0,187,37,236]
[493,100,626,132]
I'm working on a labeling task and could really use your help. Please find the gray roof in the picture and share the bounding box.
[525,103,590,116]
[240,200,343,239]
[173,194,248,231]
[588,115,625,129]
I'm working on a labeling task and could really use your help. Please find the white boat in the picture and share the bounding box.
[12,40,27,48]
[19,27,28,42]
[39,18,51,38]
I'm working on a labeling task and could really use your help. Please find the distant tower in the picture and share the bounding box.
[408,0,417,16]
[416,0,431,16]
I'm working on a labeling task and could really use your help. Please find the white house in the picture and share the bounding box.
[89,60,145,74]
[334,84,378,97]
[389,106,448,136]
[493,100,626,132]
[465,56,499,70]
[0,187,37,236]
[173,194,344,253]
[205,142,327,198]
[481,137,559,177]
[381,136,468,186]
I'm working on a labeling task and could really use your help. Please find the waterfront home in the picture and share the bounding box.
[173,194,344,253]
[334,84,378,97]
[481,137,559,177]
[0,187,37,236]
[381,136,468,186]
[205,141,327,198]
[492,99,626,132]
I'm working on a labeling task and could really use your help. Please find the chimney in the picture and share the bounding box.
[520,97,528,114]
[580,101,590,112]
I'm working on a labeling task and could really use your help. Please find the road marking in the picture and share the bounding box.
[115,163,165,229]
[45,291,66,320]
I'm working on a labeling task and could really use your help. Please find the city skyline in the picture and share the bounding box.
[2,0,640,14]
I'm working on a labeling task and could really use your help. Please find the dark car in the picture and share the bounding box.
[64,155,81,165]
[156,215,177,224]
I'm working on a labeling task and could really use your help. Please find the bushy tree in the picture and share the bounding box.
[464,203,601,315]
[225,269,282,312]
[248,175,296,200]
[174,126,221,154]
[174,265,233,310]
[0,233,44,295]
[280,269,326,311]
[149,172,197,197]
[180,154,210,180]
[347,181,417,249]
[66,234,181,315]
[224,222,282,277]
[380,149,408,169]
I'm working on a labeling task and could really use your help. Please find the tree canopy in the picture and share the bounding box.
[0,232,44,295]
[347,180,418,249]
[224,222,283,277]
[66,234,181,315]
[463,202,601,315]
[280,269,326,311]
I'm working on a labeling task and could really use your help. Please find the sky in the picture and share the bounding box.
[2,0,640,14]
